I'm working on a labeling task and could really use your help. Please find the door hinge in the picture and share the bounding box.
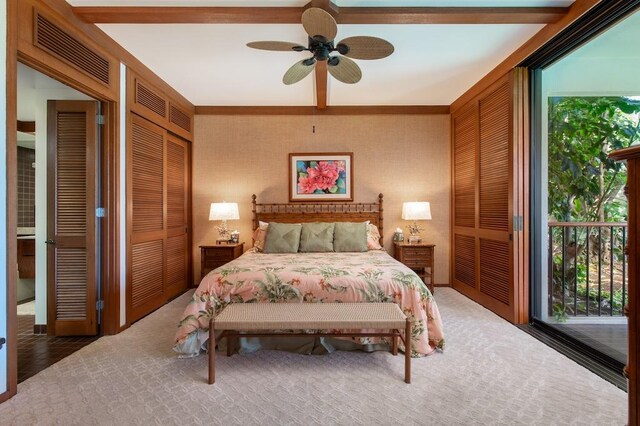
[96,207,106,218]
[96,114,105,125]
[513,215,523,231]
[0,337,5,350]
[96,300,104,311]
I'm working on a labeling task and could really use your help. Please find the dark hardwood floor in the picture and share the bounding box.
[18,314,99,383]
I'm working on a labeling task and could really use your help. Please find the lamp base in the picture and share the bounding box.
[408,235,422,244]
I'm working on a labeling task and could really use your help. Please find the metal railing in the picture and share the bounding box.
[548,222,628,318]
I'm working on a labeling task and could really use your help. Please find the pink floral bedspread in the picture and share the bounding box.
[173,250,445,357]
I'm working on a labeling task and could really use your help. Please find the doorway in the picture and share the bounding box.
[16,63,101,382]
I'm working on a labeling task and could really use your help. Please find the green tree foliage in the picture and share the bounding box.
[548,96,640,222]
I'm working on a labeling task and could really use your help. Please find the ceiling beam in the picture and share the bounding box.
[72,6,568,25]
[337,7,568,25]
[315,62,328,110]
[194,106,451,115]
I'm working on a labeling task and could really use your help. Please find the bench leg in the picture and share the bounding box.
[392,332,398,356]
[405,319,411,384]
[209,319,215,385]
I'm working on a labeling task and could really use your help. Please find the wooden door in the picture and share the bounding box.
[451,71,527,323]
[47,100,98,336]
[128,114,166,321]
[165,135,189,299]
[128,114,191,322]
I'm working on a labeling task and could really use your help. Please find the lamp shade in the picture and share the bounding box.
[209,202,240,221]
[402,202,432,220]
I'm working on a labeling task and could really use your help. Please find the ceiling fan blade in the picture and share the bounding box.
[283,59,316,85]
[338,36,395,60]
[247,41,305,52]
[301,8,337,41]
[327,56,362,84]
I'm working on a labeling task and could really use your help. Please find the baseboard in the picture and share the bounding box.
[33,324,47,335]
[434,283,451,288]
[17,296,35,305]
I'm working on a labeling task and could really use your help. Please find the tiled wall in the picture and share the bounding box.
[17,147,36,228]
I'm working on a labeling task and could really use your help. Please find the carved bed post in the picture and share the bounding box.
[378,193,384,246]
[251,194,257,230]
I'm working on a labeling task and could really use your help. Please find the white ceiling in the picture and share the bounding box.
[67,0,573,106]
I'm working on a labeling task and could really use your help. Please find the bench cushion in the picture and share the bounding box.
[214,303,407,330]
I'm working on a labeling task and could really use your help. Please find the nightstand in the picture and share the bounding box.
[200,242,244,279]
[393,242,435,294]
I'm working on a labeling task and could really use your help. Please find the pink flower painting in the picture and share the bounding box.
[291,153,352,201]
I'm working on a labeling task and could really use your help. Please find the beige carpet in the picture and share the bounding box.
[0,288,627,425]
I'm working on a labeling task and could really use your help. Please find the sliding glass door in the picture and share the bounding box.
[531,7,640,368]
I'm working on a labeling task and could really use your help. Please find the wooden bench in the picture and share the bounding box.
[208,303,412,384]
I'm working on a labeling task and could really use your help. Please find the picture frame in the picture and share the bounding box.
[289,152,354,202]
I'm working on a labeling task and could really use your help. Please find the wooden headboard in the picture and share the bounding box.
[252,194,384,245]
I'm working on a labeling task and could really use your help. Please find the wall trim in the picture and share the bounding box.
[195,105,450,115]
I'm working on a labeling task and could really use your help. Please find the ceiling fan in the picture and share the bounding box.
[247,8,394,85]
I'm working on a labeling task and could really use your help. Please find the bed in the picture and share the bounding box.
[173,194,445,357]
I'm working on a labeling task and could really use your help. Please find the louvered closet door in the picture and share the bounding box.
[47,100,98,336]
[165,135,189,299]
[452,72,524,323]
[129,114,167,321]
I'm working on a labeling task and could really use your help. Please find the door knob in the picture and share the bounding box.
[45,239,56,245]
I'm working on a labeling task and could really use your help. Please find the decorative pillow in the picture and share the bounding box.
[252,221,269,252]
[366,223,383,250]
[333,222,368,252]
[299,222,335,252]
[263,222,303,253]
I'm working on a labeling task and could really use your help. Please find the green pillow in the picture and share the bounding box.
[299,222,335,252]
[333,222,368,252]
[263,223,302,253]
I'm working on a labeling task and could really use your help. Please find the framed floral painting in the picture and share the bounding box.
[289,153,353,201]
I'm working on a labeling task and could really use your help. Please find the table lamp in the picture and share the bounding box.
[402,202,431,244]
[209,202,240,244]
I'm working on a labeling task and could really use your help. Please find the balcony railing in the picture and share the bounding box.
[548,222,628,319]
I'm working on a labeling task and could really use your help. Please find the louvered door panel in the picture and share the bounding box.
[130,240,165,319]
[165,136,189,298]
[479,239,511,305]
[47,101,98,336]
[454,107,476,228]
[167,138,186,230]
[131,116,164,233]
[479,82,510,231]
[166,235,187,299]
[454,234,476,288]
[451,72,522,324]
[55,248,87,320]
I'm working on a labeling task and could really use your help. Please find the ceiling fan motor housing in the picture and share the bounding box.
[309,36,334,61]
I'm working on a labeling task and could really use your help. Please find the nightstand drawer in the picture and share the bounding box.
[200,243,245,280]
[402,249,432,263]
[202,251,234,262]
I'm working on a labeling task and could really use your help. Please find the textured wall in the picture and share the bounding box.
[193,114,451,284]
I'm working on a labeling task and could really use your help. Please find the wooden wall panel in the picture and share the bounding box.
[451,72,525,324]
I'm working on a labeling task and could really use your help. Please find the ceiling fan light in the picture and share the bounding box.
[336,43,349,55]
